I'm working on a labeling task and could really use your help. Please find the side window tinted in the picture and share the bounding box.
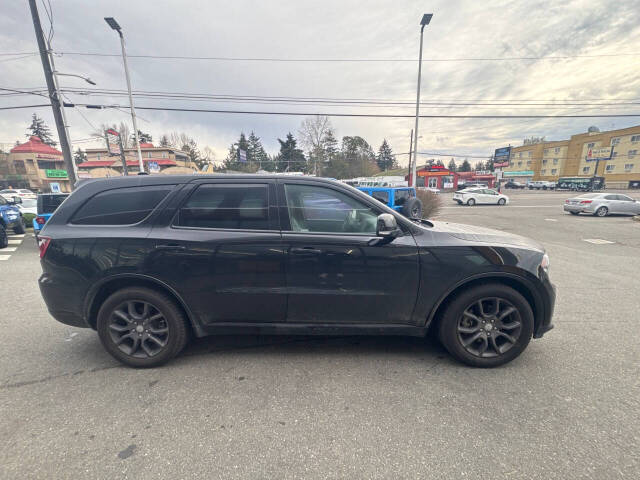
[176,184,269,230]
[371,191,389,204]
[394,190,410,206]
[616,195,633,201]
[71,185,173,225]
[284,184,378,234]
[604,195,617,200]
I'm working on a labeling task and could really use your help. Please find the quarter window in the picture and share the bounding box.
[72,185,174,225]
[175,184,269,230]
[284,184,378,234]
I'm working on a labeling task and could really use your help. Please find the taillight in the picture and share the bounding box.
[580,200,592,204]
[565,199,570,203]
[38,236,51,259]
[35,216,46,225]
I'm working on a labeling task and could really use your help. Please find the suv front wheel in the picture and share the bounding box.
[97,287,189,368]
[438,284,534,367]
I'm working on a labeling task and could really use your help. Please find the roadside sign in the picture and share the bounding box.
[238,149,247,163]
[493,146,511,168]
[586,147,613,161]
[105,129,122,156]
[50,183,61,193]
[148,161,160,173]
[45,169,68,178]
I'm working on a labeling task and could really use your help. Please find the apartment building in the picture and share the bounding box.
[499,124,640,188]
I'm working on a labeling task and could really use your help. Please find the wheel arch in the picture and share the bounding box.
[426,273,543,334]
[84,274,204,336]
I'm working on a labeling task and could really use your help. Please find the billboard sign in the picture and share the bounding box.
[45,169,68,178]
[493,146,511,168]
[105,129,122,156]
[148,161,160,173]
[238,149,247,163]
[586,147,613,161]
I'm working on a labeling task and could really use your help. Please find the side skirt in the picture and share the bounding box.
[198,322,429,338]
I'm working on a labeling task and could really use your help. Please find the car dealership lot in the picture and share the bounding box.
[1,189,639,479]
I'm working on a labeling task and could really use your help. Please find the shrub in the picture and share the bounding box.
[415,188,442,219]
[22,213,36,229]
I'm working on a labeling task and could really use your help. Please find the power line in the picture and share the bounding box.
[53,50,640,62]
[70,102,640,118]
[0,54,39,64]
[0,103,51,111]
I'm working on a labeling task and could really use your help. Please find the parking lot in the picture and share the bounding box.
[1,189,639,479]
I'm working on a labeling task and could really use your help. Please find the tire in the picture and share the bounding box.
[97,287,189,368]
[13,220,25,234]
[497,198,506,206]
[455,200,462,205]
[595,206,608,217]
[403,197,423,219]
[0,225,7,249]
[467,198,476,206]
[569,211,579,215]
[438,284,534,368]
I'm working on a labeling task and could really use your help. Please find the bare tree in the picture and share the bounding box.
[96,121,132,148]
[298,115,334,175]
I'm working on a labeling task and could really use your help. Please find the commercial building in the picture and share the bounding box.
[0,136,72,192]
[77,143,194,178]
[499,124,640,188]
[411,165,495,190]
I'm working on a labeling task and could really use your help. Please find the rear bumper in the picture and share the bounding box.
[563,204,594,214]
[39,272,90,328]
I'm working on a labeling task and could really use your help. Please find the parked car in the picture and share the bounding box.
[357,186,423,219]
[453,188,509,206]
[0,196,25,248]
[16,198,37,216]
[33,193,69,238]
[504,180,525,189]
[456,183,487,191]
[38,175,555,368]
[563,193,640,217]
[0,188,36,201]
[528,181,555,190]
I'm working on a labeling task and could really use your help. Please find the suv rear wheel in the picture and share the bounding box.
[97,287,189,368]
[403,197,423,219]
[13,220,25,234]
[0,224,7,249]
[438,284,534,367]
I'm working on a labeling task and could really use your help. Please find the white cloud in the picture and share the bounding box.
[2,0,639,166]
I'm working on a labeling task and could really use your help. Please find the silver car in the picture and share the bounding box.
[563,192,640,217]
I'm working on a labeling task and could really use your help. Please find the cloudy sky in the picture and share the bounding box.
[2,0,639,166]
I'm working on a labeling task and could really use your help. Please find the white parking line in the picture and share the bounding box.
[9,234,25,238]
[583,238,615,244]
[7,240,22,245]
[1,247,17,252]
[441,205,560,210]
[545,218,558,222]
[0,255,10,261]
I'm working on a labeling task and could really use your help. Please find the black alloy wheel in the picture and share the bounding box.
[107,300,169,358]
[97,287,189,368]
[438,284,534,367]
[455,298,522,358]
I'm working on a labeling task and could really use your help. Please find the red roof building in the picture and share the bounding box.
[10,136,63,156]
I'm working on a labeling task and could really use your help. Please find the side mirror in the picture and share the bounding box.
[376,213,402,239]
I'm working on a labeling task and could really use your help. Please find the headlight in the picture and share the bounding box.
[540,253,550,272]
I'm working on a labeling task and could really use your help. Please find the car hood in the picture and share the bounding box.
[424,220,545,252]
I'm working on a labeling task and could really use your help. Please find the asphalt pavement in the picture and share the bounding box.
[1,189,639,479]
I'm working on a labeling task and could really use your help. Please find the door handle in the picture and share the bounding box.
[155,244,186,250]
[291,247,322,255]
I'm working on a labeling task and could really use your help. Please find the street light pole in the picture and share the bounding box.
[411,14,433,188]
[105,17,144,173]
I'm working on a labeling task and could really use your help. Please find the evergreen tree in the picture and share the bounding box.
[376,139,396,171]
[275,133,306,172]
[131,130,153,145]
[447,158,457,172]
[459,159,471,172]
[73,148,87,165]
[247,131,270,170]
[159,134,170,147]
[341,136,379,177]
[26,113,57,146]
[323,130,338,162]
[435,159,445,167]
[180,138,204,170]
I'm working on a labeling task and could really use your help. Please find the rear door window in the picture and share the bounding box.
[175,184,270,230]
[371,191,389,204]
[71,185,174,225]
[393,189,410,206]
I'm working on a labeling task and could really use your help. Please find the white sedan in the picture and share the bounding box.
[453,188,509,206]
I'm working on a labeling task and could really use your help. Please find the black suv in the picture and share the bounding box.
[38,175,555,368]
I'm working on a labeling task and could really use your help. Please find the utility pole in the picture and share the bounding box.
[28,0,77,189]
[46,40,79,182]
[411,14,433,188]
[105,18,144,173]
[407,129,413,184]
